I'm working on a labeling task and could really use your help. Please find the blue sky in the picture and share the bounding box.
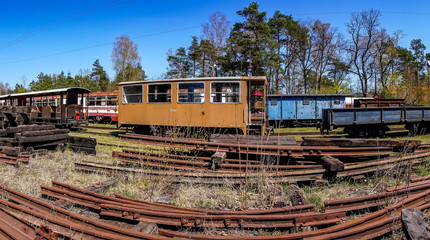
[0,0,429,88]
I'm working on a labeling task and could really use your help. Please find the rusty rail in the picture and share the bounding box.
[41,181,344,229]
[158,189,430,239]
[113,150,321,171]
[0,153,29,165]
[119,133,398,157]
[77,150,430,184]
[0,208,57,240]
[0,184,169,240]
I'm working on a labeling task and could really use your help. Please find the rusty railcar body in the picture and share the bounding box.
[0,88,90,128]
[353,98,406,108]
[118,77,266,135]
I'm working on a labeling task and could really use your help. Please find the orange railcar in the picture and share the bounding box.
[118,77,266,135]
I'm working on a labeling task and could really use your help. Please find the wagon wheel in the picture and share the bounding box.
[105,117,112,124]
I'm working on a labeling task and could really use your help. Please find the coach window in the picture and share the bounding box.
[178,82,205,103]
[334,98,340,105]
[123,85,143,104]
[107,96,118,106]
[303,98,310,105]
[88,97,96,106]
[148,83,172,103]
[271,99,278,106]
[211,82,240,103]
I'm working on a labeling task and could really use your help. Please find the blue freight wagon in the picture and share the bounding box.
[267,94,352,127]
[320,107,430,137]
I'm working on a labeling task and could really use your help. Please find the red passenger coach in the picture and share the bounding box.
[85,91,118,123]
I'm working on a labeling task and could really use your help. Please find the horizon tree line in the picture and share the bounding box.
[5,2,430,105]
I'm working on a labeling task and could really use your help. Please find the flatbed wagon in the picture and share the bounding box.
[320,106,430,137]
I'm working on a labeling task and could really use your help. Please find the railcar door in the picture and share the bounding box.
[297,97,316,120]
[248,81,266,134]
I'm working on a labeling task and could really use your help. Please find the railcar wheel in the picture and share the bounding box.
[105,117,112,124]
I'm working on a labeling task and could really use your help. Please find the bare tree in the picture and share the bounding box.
[202,12,230,56]
[297,21,313,94]
[310,20,337,92]
[373,28,399,93]
[111,35,143,83]
[327,33,351,93]
[346,9,381,96]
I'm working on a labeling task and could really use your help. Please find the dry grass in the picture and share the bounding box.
[0,151,110,197]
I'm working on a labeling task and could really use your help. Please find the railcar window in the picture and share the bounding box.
[100,98,107,106]
[334,98,340,105]
[303,98,310,105]
[178,82,205,103]
[210,82,240,103]
[271,99,278,106]
[88,97,96,106]
[107,97,118,106]
[148,84,171,103]
[123,85,143,104]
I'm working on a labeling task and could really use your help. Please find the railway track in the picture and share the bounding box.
[118,133,407,158]
[1,176,430,239]
[41,181,345,229]
[0,184,168,240]
[159,187,430,239]
[76,150,430,184]
[79,124,408,136]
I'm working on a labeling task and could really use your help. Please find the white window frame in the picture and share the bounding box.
[210,81,241,104]
[147,83,172,104]
[177,82,205,104]
[122,84,143,104]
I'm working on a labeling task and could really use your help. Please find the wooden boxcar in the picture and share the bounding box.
[118,77,266,135]
[267,94,352,127]
[85,91,118,123]
[0,87,90,128]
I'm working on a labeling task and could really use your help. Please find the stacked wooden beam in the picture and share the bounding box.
[0,146,30,165]
[0,125,97,165]
[67,136,97,155]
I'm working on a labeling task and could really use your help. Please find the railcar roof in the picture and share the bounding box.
[117,76,267,86]
[0,87,91,99]
[267,94,353,97]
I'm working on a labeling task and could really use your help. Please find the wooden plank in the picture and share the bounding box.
[1,147,22,156]
[68,145,96,155]
[303,138,421,148]
[6,125,55,134]
[321,156,344,172]
[17,129,69,138]
[210,134,297,145]
[67,136,97,148]
[17,134,69,144]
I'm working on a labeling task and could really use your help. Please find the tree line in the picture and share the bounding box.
[7,2,430,105]
[165,3,430,105]
[4,35,144,94]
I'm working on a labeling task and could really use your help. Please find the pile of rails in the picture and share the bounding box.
[73,133,429,184]
[1,178,430,239]
[118,133,420,158]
